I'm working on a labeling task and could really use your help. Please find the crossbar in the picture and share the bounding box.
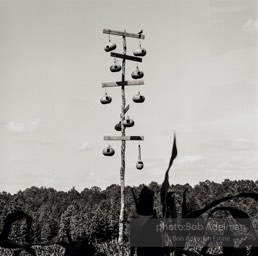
[103,29,145,39]
[102,80,144,88]
[104,136,144,141]
[111,52,142,62]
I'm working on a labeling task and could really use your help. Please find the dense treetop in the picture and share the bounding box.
[0,179,257,244]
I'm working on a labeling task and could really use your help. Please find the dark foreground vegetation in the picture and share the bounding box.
[0,179,258,255]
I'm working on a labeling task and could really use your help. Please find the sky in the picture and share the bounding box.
[0,0,258,194]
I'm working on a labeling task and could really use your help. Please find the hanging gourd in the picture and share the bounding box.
[131,66,144,79]
[123,116,134,128]
[114,121,122,131]
[100,92,112,104]
[133,91,145,103]
[133,40,147,57]
[110,58,121,72]
[133,47,147,57]
[104,34,117,52]
[136,144,144,170]
[104,42,116,52]
[103,145,115,156]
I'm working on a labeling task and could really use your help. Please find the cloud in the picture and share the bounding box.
[5,118,41,133]
[235,138,249,143]
[217,153,258,172]
[5,122,25,133]
[79,140,93,151]
[177,155,204,164]
[242,18,258,33]
[208,138,255,151]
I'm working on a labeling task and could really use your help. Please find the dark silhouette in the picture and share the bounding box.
[56,228,96,256]
[132,186,154,216]
[0,210,36,255]
[130,186,163,256]
[160,134,177,217]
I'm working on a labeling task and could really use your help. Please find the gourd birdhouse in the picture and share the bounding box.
[110,59,121,72]
[131,67,144,79]
[103,145,115,156]
[136,144,144,170]
[133,47,147,57]
[104,42,116,52]
[133,92,145,103]
[123,116,134,128]
[100,92,112,104]
[136,161,144,170]
[115,121,122,131]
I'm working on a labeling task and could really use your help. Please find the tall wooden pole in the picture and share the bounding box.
[118,34,126,255]
[102,29,145,255]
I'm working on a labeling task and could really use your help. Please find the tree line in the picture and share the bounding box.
[0,179,257,246]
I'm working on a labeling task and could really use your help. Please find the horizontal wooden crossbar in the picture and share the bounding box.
[111,52,142,62]
[104,136,144,141]
[102,80,144,88]
[103,29,145,39]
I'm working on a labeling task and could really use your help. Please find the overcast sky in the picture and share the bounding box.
[0,0,258,194]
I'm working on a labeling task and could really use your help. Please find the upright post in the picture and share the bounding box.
[101,29,146,255]
[118,35,126,254]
